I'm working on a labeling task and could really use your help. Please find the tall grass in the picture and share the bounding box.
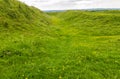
[0,0,120,79]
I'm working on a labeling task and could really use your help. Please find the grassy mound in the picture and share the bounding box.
[0,0,120,79]
[56,10,120,36]
[0,0,51,32]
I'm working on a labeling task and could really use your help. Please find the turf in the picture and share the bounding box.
[0,0,120,79]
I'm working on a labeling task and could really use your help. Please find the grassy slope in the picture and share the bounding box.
[47,11,120,79]
[0,0,120,79]
[0,0,51,32]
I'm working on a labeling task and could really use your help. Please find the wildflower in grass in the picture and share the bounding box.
[25,77,28,79]
[59,75,62,79]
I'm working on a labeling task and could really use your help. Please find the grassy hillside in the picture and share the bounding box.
[56,10,120,36]
[0,0,120,79]
[0,0,51,32]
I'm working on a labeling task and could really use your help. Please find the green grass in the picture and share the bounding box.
[0,0,120,79]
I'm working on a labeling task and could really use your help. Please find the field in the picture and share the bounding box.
[0,0,120,79]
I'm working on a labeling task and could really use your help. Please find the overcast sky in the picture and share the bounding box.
[19,0,120,10]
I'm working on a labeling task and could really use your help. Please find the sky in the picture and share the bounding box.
[19,0,120,10]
